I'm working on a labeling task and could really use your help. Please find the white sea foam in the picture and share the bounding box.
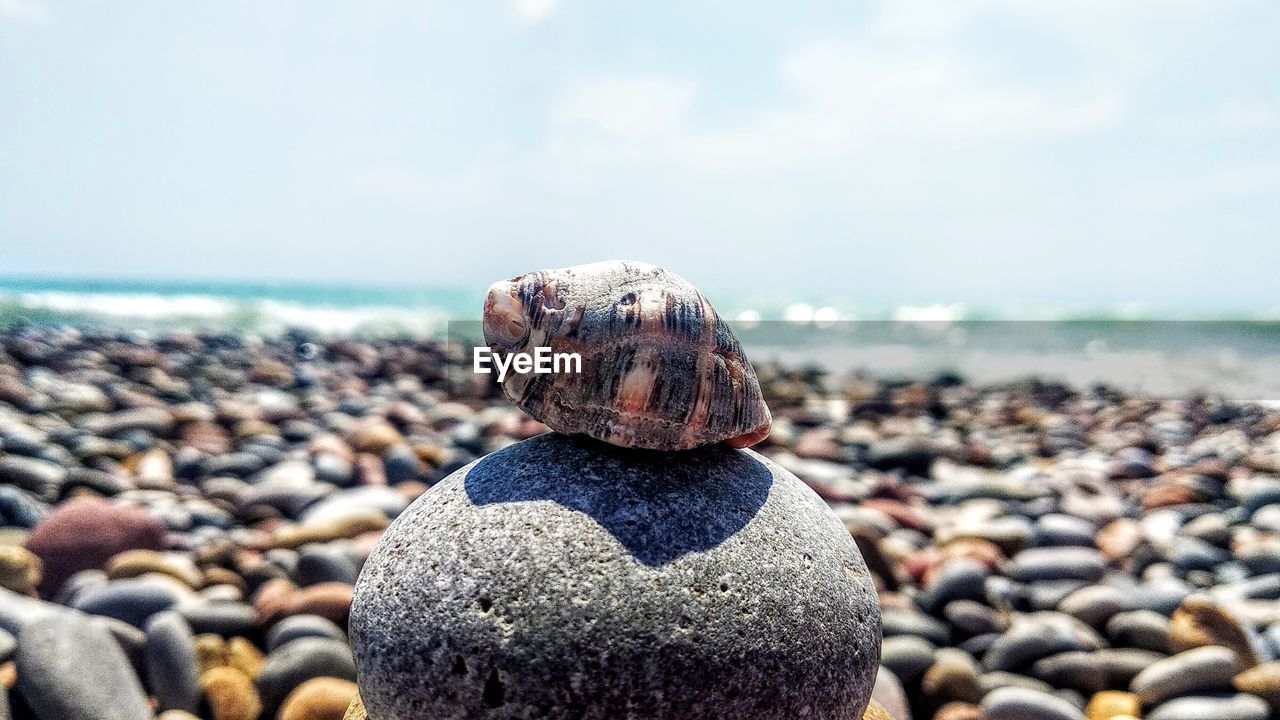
[7,291,450,336]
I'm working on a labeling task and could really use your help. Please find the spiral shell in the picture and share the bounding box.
[483,261,771,451]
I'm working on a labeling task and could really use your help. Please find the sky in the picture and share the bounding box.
[1,0,1278,312]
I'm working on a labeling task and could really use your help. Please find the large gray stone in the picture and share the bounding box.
[16,614,152,720]
[351,433,880,720]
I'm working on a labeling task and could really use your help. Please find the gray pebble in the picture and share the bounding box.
[144,611,201,713]
[16,614,151,720]
[1147,693,1270,720]
[981,685,1086,720]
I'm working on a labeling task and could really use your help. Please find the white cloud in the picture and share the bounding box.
[0,0,48,22]
[510,0,560,23]
[555,76,696,140]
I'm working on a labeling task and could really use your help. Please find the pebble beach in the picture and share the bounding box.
[0,326,1279,719]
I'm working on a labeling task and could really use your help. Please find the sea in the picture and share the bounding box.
[3,277,1280,402]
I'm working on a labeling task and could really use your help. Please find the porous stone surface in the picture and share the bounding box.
[351,433,880,719]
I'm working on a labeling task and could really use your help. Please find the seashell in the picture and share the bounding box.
[482,260,771,451]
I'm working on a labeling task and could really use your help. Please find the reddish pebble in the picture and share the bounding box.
[24,497,167,594]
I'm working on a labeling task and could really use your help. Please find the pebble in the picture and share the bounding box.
[279,677,360,720]
[256,636,358,718]
[70,576,184,627]
[0,545,40,595]
[1232,661,1280,708]
[23,497,167,593]
[880,635,937,682]
[981,685,1087,720]
[344,693,368,720]
[1131,645,1240,706]
[1146,693,1270,720]
[144,611,202,713]
[200,666,262,720]
[1007,547,1107,583]
[351,433,881,719]
[15,613,152,720]
[265,613,348,652]
[1085,690,1140,720]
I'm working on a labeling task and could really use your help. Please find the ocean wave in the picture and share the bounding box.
[1,290,452,336]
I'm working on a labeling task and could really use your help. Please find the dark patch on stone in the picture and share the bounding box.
[463,434,771,566]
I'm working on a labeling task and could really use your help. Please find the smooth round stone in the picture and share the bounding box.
[870,667,910,720]
[945,600,1005,636]
[201,665,263,720]
[24,497,167,593]
[71,577,184,627]
[351,434,882,720]
[1147,694,1270,720]
[301,486,408,524]
[919,559,988,614]
[257,637,357,718]
[0,454,65,502]
[145,611,201,713]
[0,485,49,528]
[1029,514,1097,548]
[1106,610,1172,653]
[1232,662,1280,707]
[1007,547,1106,583]
[1032,651,1106,694]
[16,614,152,720]
[978,671,1054,696]
[880,607,951,646]
[178,600,260,637]
[0,544,42,595]
[1093,647,1166,687]
[981,686,1085,720]
[1130,577,1194,615]
[921,648,981,704]
[879,635,936,682]
[295,543,361,586]
[0,626,15,661]
[266,614,348,653]
[279,677,359,720]
[983,613,1105,672]
[1168,537,1230,572]
[1058,584,1130,628]
[1029,580,1091,611]
[1131,646,1240,706]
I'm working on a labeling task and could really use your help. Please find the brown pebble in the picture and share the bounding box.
[270,581,354,628]
[1086,690,1141,720]
[921,649,982,704]
[272,514,388,550]
[344,692,367,720]
[194,634,230,675]
[1170,595,1262,668]
[227,637,266,679]
[862,699,893,720]
[280,677,359,720]
[1096,519,1143,562]
[106,549,202,587]
[934,701,982,720]
[1234,661,1280,709]
[201,666,262,720]
[202,567,248,594]
[0,544,41,595]
[252,577,299,618]
[0,661,15,689]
